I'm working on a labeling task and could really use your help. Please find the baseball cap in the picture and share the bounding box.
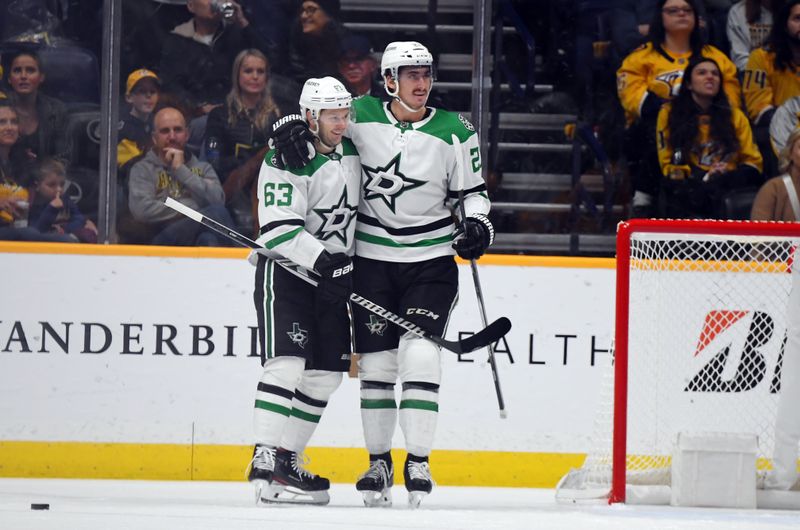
[126,68,161,96]
[339,34,373,62]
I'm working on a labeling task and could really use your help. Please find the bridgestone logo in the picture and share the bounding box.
[686,310,783,393]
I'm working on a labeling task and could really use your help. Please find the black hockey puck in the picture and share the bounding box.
[31,503,49,510]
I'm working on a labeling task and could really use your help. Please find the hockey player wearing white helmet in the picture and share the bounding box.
[246,76,360,506]
[269,41,494,509]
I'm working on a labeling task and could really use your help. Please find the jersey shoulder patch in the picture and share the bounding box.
[264,148,325,177]
[264,148,283,169]
[416,108,476,143]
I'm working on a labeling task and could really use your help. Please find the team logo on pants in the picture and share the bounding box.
[287,323,309,348]
[365,315,388,336]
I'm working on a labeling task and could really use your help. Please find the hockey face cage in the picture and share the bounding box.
[556,218,800,505]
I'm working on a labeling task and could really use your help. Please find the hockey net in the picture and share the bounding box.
[556,219,800,504]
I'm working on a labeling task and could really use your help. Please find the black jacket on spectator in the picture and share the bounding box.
[287,21,348,86]
[204,103,277,184]
[12,92,68,162]
[159,20,271,113]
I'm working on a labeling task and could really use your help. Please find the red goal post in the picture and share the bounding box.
[558,218,800,505]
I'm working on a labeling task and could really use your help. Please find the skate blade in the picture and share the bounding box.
[407,491,428,509]
[252,479,270,505]
[361,488,392,508]
[264,485,330,506]
[256,483,286,505]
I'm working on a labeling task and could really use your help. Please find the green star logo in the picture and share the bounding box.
[362,154,425,213]
[312,188,357,244]
[365,315,388,336]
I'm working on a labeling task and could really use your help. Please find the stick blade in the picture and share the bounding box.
[459,317,511,353]
[164,197,202,222]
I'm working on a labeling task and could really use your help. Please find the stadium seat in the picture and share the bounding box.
[63,105,102,169]
[38,45,100,104]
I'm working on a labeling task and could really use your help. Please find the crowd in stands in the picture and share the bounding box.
[1,0,799,248]
[606,0,799,222]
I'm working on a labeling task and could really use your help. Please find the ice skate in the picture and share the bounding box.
[404,456,433,509]
[265,450,330,505]
[356,456,394,507]
[246,445,277,504]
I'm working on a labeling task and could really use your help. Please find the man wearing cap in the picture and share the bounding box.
[337,34,382,98]
[118,68,161,168]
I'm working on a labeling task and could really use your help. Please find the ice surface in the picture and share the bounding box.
[1,478,799,530]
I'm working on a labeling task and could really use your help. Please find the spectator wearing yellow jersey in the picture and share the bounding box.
[743,0,800,178]
[617,0,740,217]
[657,56,762,218]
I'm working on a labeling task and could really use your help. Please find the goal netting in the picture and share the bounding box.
[556,219,800,505]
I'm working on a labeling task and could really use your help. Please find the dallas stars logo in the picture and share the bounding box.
[362,153,425,213]
[313,188,357,244]
[365,315,388,336]
[287,323,309,349]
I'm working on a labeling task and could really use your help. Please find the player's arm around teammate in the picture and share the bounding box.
[267,42,495,508]
[246,77,360,506]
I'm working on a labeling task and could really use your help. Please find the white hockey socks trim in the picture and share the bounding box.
[399,381,439,457]
[359,350,399,455]
[253,356,304,447]
[279,370,342,453]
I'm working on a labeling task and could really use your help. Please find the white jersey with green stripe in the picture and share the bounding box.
[348,95,490,262]
[254,138,361,273]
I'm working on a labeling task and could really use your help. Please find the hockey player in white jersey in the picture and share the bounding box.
[246,77,360,505]
[271,41,494,508]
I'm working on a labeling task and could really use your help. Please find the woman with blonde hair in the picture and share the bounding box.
[751,127,800,220]
[204,48,283,235]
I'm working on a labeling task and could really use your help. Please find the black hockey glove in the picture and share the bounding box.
[269,114,315,169]
[313,251,354,305]
[453,213,494,260]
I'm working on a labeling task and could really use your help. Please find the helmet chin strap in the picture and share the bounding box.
[394,95,427,114]
[386,78,429,114]
[306,117,333,152]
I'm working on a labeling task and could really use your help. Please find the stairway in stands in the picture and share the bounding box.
[341,0,624,256]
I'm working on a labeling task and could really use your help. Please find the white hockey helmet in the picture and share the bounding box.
[380,41,434,82]
[299,76,352,122]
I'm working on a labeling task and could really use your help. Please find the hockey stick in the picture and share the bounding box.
[164,198,510,354]
[452,135,508,418]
